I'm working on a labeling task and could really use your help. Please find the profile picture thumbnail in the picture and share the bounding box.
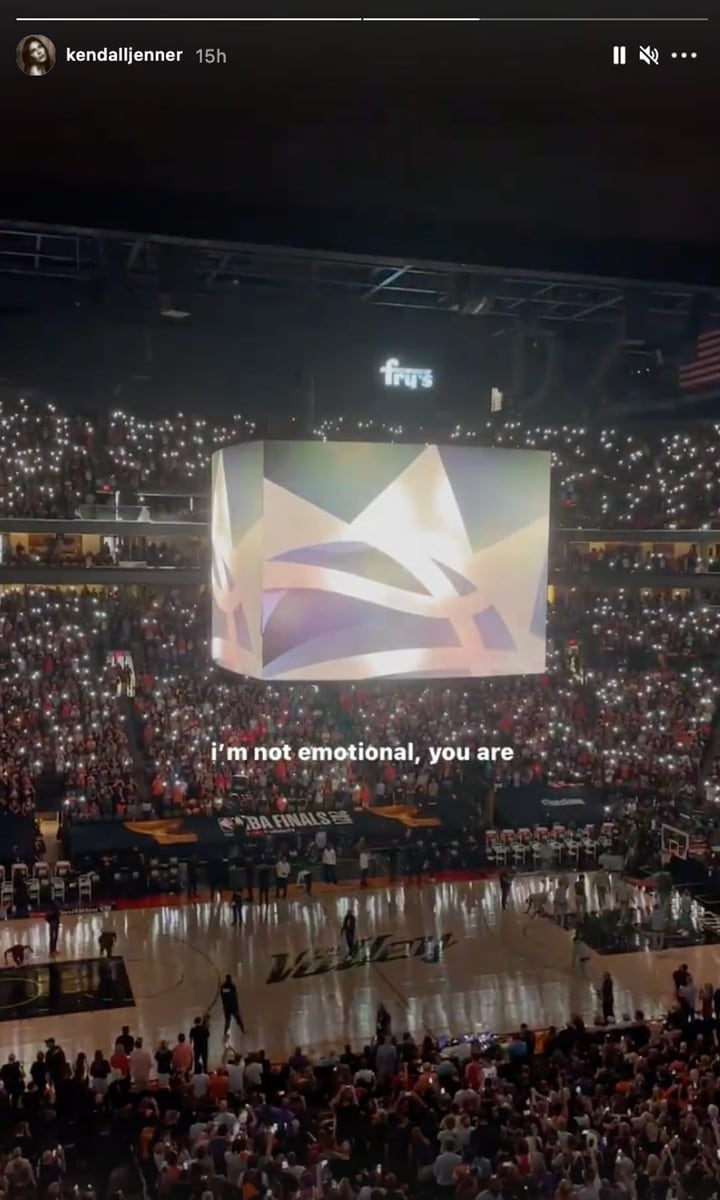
[16,34,56,76]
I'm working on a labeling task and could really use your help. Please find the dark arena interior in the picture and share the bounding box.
[2,8,720,1200]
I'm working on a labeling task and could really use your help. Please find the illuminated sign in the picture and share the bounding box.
[380,357,434,390]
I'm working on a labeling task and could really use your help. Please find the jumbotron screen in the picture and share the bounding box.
[211,441,550,681]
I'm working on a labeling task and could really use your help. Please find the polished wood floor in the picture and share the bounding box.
[0,873,715,1063]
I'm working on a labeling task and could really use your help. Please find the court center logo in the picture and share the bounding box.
[266,931,458,984]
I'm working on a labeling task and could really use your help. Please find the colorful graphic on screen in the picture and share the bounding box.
[211,441,550,680]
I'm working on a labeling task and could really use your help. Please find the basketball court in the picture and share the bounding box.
[2,873,717,1063]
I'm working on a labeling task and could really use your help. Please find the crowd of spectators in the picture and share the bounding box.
[0,588,137,818]
[6,995,720,1200]
[127,662,705,814]
[8,540,201,570]
[7,403,720,1198]
[124,585,720,811]
[562,549,720,576]
[552,591,720,664]
[4,583,720,825]
[6,399,720,528]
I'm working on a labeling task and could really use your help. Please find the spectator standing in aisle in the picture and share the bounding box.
[117,1025,135,1054]
[154,1040,173,1086]
[128,1037,152,1088]
[376,1003,392,1038]
[375,1034,397,1087]
[172,1032,193,1077]
[0,1053,25,1107]
[189,1016,209,1073]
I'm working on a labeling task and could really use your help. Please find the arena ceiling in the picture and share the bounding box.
[0,220,718,343]
[1,219,718,420]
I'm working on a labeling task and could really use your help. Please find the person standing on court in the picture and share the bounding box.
[499,867,513,910]
[98,929,117,957]
[358,843,370,888]
[574,873,587,921]
[571,928,592,977]
[275,852,291,899]
[45,900,61,956]
[340,908,357,958]
[220,974,246,1038]
[599,971,615,1022]
[322,842,338,884]
[553,875,569,927]
[257,859,271,906]
[244,855,255,903]
[230,889,243,927]
[595,866,611,911]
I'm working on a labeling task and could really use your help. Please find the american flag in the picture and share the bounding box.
[679,327,720,392]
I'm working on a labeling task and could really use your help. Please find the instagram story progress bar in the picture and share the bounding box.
[13,13,714,20]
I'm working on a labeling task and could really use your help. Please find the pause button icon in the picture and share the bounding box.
[613,45,627,65]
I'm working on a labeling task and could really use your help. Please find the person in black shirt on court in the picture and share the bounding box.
[499,868,514,910]
[220,974,246,1038]
[244,857,255,902]
[600,971,615,1022]
[230,889,243,926]
[257,860,271,906]
[45,901,60,956]
[340,909,357,958]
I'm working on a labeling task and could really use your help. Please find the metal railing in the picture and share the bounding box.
[76,503,206,523]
